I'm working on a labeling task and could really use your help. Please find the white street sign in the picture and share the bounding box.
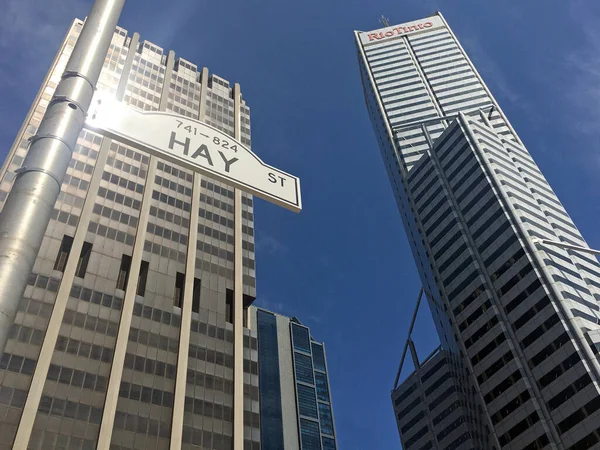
[86,95,302,212]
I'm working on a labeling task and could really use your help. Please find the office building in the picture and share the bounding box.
[249,307,337,450]
[0,19,259,449]
[356,12,600,450]
[392,347,485,450]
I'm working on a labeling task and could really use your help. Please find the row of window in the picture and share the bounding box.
[490,389,530,425]
[436,416,465,442]
[401,410,425,434]
[105,155,147,179]
[113,410,170,439]
[157,160,193,183]
[88,220,135,246]
[155,174,192,196]
[55,334,113,363]
[97,186,142,210]
[424,371,450,397]
[404,424,428,448]
[47,363,108,393]
[38,395,103,424]
[63,308,119,337]
[8,324,45,347]
[152,190,191,212]
[119,380,174,408]
[51,207,79,228]
[93,203,139,229]
[128,325,179,352]
[199,192,233,214]
[67,157,95,176]
[147,221,188,245]
[498,411,538,446]
[185,367,235,395]
[149,205,190,228]
[124,352,176,379]
[101,170,144,193]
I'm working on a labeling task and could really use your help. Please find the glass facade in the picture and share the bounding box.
[253,309,337,450]
[0,19,258,449]
[256,310,284,450]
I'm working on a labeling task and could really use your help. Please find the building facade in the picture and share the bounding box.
[392,349,483,450]
[0,19,259,450]
[248,307,337,450]
[356,12,600,450]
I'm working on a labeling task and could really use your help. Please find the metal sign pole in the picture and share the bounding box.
[0,0,125,357]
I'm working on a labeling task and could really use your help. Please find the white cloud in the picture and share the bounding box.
[256,234,287,255]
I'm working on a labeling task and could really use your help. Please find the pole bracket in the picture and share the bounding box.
[14,166,63,189]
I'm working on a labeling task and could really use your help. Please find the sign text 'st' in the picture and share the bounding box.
[86,95,301,212]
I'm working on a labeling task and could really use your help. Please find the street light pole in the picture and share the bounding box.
[0,0,125,356]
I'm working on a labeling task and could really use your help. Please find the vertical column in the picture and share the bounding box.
[96,47,176,450]
[233,83,244,450]
[12,136,113,449]
[115,32,139,101]
[159,50,176,112]
[170,174,200,449]
[197,67,209,120]
[95,158,157,450]
[168,63,207,449]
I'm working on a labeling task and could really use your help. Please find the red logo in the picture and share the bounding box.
[368,22,433,41]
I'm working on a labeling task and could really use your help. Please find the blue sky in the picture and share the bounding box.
[1,0,600,448]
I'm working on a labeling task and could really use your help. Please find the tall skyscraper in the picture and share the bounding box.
[0,19,259,449]
[248,307,337,450]
[356,12,600,450]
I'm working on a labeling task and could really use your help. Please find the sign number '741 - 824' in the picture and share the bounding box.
[86,94,302,212]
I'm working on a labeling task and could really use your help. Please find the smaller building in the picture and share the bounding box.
[392,348,492,450]
[248,307,337,450]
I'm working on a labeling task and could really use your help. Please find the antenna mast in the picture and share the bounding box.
[380,15,390,27]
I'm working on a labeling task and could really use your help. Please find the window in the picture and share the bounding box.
[312,343,326,371]
[322,437,336,450]
[297,384,318,419]
[300,418,321,450]
[484,370,522,404]
[318,403,335,436]
[75,241,93,278]
[498,412,539,446]
[315,372,330,402]
[294,353,314,384]
[174,272,185,308]
[225,289,233,324]
[137,260,149,296]
[490,390,531,424]
[291,323,311,353]
[192,278,201,313]
[401,410,425,434]
[116,254,132,291]
[54,235,74,272]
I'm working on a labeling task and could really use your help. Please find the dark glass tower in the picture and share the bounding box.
[250,307,337,450]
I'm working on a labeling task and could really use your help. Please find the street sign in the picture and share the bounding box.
[86,94,302,212]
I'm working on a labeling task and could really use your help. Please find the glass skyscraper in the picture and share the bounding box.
[356,12,600,450]
[249,307,337,450]
[0,19,259,449]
